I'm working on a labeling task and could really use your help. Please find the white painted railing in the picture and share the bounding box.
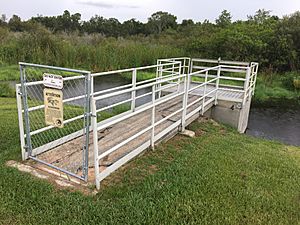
[16,57,258,185]
[91,63,223,189]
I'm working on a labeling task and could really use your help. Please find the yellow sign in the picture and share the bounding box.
[44,88,64,128]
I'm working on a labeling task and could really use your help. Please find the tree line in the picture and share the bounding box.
[0,9,299,71]
[0,10,179,36]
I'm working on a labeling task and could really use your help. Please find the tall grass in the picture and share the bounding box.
[254,72,300,106]
[0,27,185,72]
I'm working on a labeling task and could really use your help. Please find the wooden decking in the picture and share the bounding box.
[32,83,243,181]
[36,93,213,178]
[165,82,244,102]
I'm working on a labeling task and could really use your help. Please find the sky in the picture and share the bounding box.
[1,0,299,23]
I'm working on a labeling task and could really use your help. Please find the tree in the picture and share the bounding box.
[8,15,24,31]
[147,11,177,34]
[122,19,145,36]
[277,11,300,70]
[181,19,194,27]
[56,10,81,33]
[82,15,121,37]
[0,14,7,27]
[216,10,232,27]
[248,9,272,24]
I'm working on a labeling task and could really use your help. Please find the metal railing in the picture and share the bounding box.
[17,62,91,181]
[91,60,251,189]
[16,57,258,187]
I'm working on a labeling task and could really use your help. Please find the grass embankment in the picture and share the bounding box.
[0,97,299,224]
[254,72,300,106]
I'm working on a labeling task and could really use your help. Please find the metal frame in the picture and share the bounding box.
[90,58,258,189]
[17,62,91,181]
[16,57,259,187]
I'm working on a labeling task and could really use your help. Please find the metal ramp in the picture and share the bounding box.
[16,57,259,189]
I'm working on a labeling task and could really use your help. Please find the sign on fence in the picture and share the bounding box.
[44,88,64,128]
[43,73,63,89]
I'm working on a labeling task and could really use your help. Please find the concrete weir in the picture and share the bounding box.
[16,57,259,189]
[210,97,252,133]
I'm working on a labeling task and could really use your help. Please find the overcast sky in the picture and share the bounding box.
[1,0,299,23]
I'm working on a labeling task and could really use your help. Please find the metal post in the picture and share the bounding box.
[158,64,163,99]
[151,85,155,149]
[249,63,255,95]
[202,71,208,115]
[19,65,33,157]
[155,60,160,98]
[83,72,91,181]
[131,69,137,112]
[16,84,26,160]
[91,75,94,96]
[189,59,193,74]
[181,74,188,132]
[91,97,100,190]
[177,61,181,93]
[243,67,251,106]
[215,66,221,105]
[252,63,259,96]
[187,58,191,75]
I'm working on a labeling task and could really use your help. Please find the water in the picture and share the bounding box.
[23,74,151,108]
[93,74,151,108]
[246,107,300,146]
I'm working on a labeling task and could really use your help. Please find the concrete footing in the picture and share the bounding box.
[180,129,196,138]
[205,96,252,133]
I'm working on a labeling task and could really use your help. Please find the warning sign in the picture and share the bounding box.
[43,73,63,89]
[44,88,64,128]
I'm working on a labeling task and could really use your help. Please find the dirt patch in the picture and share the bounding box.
[6,160,97,196]
[195,128,206,137]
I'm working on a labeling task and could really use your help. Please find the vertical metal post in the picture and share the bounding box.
[252,63,259,96]
[181,74,188,132]
[131,69,137,112]
[151,85,155,149]
[215,66,221,105]
[155,60,160,98]
[243,67,251,106]
[16,84,26,160]
[177,61,181,93]
[82,72,91,181]
[156,59,159,79]
[190,59,193,74]
[202,70,208,115]
[91,97,100,190]
[19,64,32,157]
[249,63,255,95]
[158,64,163,99]
[187,58,191,75]
[91,75,94,97]
[172,60,175,75]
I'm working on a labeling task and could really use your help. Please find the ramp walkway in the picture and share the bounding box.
[16,57,258,189]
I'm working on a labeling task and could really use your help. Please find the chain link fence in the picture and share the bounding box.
[18,63,91,180]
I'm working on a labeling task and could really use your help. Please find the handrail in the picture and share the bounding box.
[93,74,186,101]
[91,61,181,77]
[18,58,258,140]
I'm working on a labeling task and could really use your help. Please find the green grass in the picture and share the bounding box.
[0,97,299,224]
[121,71,157,82]
[0,64,19,81]
[0,83,15,97]
[254,72,300,106]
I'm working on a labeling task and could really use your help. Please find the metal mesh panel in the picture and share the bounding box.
[19,64,90,180]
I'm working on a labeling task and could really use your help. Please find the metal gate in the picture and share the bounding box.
[17,62,91,181]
